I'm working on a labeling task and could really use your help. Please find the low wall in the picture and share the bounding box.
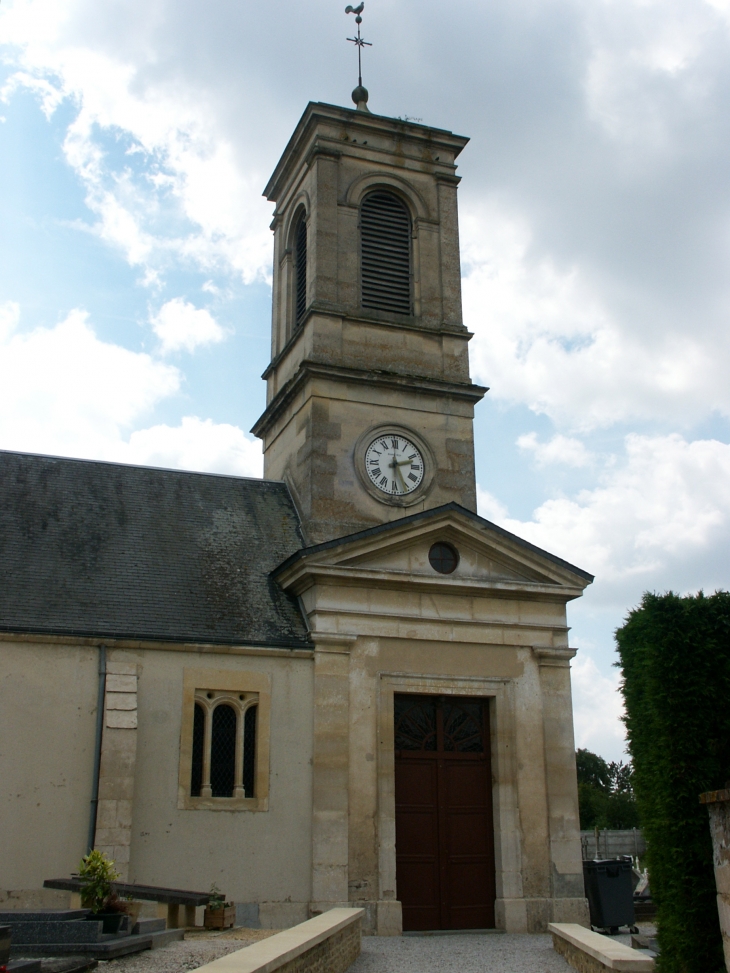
[549,923,654,973]
[192,908,363,973]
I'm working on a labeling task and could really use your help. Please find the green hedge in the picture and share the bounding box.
[616,591,730,973]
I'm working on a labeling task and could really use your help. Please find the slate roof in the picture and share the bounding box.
[0,450,310,647]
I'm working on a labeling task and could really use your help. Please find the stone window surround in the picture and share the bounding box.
[192,689,259,799]
[178,667,271,812]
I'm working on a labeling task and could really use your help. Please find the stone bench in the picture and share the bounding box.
[549,923,655,972]
[44,879,209,929]
[191,908,363,973]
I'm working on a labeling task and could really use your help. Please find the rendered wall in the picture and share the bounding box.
[0,638,315,928]
[0,639,98,906]
[127,646,314,928]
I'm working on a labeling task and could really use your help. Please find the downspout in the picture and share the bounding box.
[87,644,107,853]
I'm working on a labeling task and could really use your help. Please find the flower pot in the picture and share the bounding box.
[203,905,235,930]
[84,912,127,934]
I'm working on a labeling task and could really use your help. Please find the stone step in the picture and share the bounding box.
[131,919,166,935]
[8,959,42,973]
[7,921,130,946]
[0,914,88,924]
[9,928,185,959]
[147,929,186,950]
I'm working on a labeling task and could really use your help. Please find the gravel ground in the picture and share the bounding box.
[92,925,655,973]
[350,934,573,973]
[96,929,277,973]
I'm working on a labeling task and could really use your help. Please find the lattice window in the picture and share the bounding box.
[360,191,412,315]
[395,694,486,754]
[189,691,259,799]
[190,703,205,797]
[210,704,237,797]
[294,213,307,327]
[243,705,257,798]
[442,700,484,753]
[394,695,437,751]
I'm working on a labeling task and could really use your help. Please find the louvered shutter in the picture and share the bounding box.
[360,191,412,315]
[294,214,307,326]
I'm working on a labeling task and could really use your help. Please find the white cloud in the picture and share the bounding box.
[462,200,730,431]
[150,298,225,354]
[0,304,261,478]
[478,432,730,599]
[126,417,262,478]
[517,432,593,468]
[0,301,20,342]
[0,0,273,286]
[0,308,180,459]
[571,654,627,759]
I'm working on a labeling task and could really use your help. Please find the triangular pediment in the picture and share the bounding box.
[274,503,592,600]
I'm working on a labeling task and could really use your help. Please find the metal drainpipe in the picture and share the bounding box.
[87,645,107,854]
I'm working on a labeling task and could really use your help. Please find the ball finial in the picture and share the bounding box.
[352,85,370,111]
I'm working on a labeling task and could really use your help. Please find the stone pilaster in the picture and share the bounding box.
[533,646,589,925]
[94,661,139,879]
[700,787,730,972]
[310,634,354,915]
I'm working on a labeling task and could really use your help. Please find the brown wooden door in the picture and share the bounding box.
[394,694,496,931]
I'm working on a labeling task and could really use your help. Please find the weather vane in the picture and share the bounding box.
[346,3,371,111]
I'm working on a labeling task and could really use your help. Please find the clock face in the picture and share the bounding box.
[365,434,425,497]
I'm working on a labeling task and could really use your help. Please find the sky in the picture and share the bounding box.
[2,0,730,764]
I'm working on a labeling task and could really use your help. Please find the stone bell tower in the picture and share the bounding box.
[252,95,487,544]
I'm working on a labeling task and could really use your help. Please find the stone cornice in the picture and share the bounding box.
[277,561,585,604]
[253,360,487,439]
[532,646,578,667]
[311,632,358,654]
[0,629,314,657]
[261,307,472,382]
[265,101,469,202]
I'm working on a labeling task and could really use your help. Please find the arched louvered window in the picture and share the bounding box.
[243,705,257,798]
[190,703,205,797]
[360,191,412,315]
[294,212,307,327]
[210,703,237,797]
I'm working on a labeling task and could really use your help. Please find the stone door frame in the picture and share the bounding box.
[377,672,520,932]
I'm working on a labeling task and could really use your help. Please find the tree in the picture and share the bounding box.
[576,748,640,830]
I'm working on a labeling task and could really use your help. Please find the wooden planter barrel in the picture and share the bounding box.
[203,905,235,929]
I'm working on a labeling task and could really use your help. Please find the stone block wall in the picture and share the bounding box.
[94,661,139,878]
[276,924,360,973]
[552,936,609,973]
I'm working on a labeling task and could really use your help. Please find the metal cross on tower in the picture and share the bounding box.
[346,3,372,109]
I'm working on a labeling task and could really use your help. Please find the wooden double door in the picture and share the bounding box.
[394,694,496,931]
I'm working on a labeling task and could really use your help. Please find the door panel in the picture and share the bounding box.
[394,757,440,929]
[394,694,496,931]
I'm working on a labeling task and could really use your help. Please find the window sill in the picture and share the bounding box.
[179,795,268,812]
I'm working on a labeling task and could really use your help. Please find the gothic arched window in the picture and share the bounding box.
[360,190,412,315]
[188,691,259,800]
[294,211,307,327]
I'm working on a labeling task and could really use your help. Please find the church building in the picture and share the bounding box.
[0,92,593,935]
